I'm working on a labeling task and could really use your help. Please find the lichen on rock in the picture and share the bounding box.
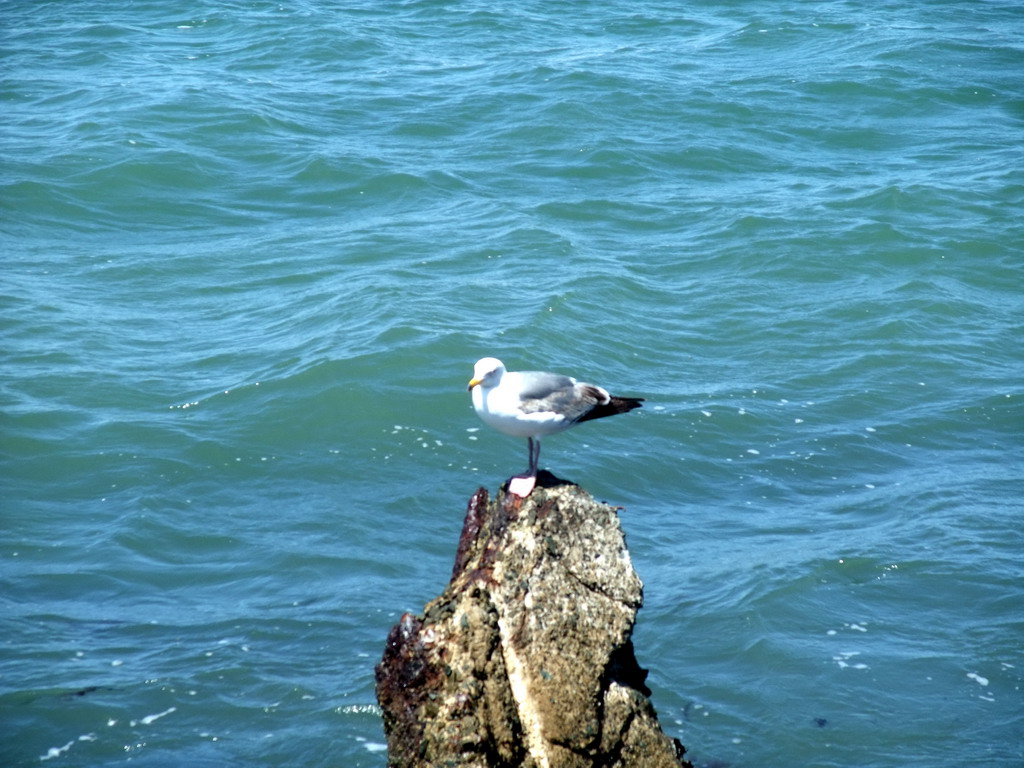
[375,473,691,768]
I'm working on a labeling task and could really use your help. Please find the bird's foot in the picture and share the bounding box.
[507,474,537,497]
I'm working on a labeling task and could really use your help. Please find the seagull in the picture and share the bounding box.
[467,357,644,496]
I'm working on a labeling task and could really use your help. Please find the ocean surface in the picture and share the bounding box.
[2,1,1022,766]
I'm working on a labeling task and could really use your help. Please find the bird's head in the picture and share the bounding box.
[468,357,506,391]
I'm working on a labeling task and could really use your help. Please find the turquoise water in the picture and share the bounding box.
[3,1,1023,765]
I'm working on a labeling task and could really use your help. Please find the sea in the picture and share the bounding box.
[2,1,1022,766]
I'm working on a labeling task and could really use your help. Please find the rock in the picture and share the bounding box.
[375,472,692,768]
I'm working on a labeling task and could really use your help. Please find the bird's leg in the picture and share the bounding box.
[508,436,539,497]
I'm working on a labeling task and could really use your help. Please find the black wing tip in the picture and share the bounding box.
[614,396,645,412]
[575,395,644,424]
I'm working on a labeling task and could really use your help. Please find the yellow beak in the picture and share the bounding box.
[467,377,482,391]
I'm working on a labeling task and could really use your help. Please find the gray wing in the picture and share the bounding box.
[516,371,575,400]
[516,371,606,421]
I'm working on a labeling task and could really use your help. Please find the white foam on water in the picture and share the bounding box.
[40,740,74,762]
[966,672,989,686]
[338,703,383,715]
[354,733,387,752]
[130,706,177,727]
[40,734,96,762]
[833,651,869,670]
